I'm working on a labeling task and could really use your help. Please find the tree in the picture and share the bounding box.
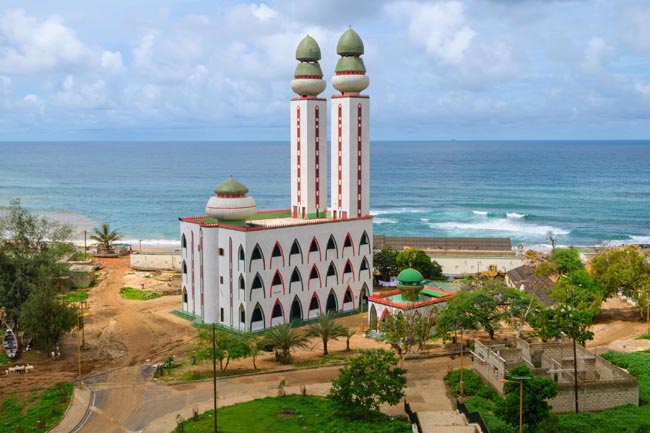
[306,311,346,356]
[262,323,309,364]
[591,246,650,315]
[343,327,356,351]
[546,231,559,251]
[329,349,407,417]
[193,327,252,372]
[90,223,121,252]
[380,312,410,356]
[396,249,443,280]
[496,365,558,432]
[498,286,540,339]
[438,289,503,339]
[373,247,398,282]
[549,248,583,275]
[0,199,73,322]
[18,286,78,354]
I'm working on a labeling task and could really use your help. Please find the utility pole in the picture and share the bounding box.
[212,323,218,433]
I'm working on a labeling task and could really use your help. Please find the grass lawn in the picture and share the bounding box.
[0,382,73,433]
[65,290,89,303]
[172,395,411,433]
[120,286,161,300]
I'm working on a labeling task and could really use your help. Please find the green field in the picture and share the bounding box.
[119,286,161,300]
[171,395,411,433]
[0,382,73,433]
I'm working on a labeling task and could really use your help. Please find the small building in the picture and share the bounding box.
[505,265,555,306]
[367,268,456,330]
[472,339,639,413]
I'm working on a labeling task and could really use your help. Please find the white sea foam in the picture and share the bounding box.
[472,210,488,216]
[370,207,429,216]
[507,212,527,219]
[420,218,430,222]
[373,217,398,224]
[426,219,570,237]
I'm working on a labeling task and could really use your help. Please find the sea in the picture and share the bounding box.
[1,140,649,250]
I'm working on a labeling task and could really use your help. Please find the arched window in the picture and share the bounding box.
[181,234,187,249]
[238,245,245,271]
[270,270,285,296]
[307,237,321,263]
[308,293,321,318]
[343,259,354,282]
[239,304,246,324]
[250,273,265,300]
[326,289,338,312]
[342,233,354,256]
[308,264,321,290]
[249,243,265,272]
[270,241,284,268]
[182,260,187,274]
[271,300,284,325]
[290,296,303,322]
[239,275,245,291]
[182,287,188,303]
[343,287,353,309]
[359,256,370,278]
[326,235,338,260]
[290,267,303,292]
[251,303,265,331]
[326,262,338,285]
[289,239,303,265]
[360,231,370,246]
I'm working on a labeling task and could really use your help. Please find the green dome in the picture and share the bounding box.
[336,28,364,56]
[335,56,366,73]
[397,268,424,284]
[215,177,249,195]
[296,35,321,61]
[294,62,323,77]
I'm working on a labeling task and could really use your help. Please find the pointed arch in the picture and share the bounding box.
[379,308,391,328]
[307,236,321,263]
[308,292,321,318]
[359,256,371,279]
[182,260,187,274]
[289,239,303,266]
[359,230,370,253]
[182,287,188,304]
[326,289,338,312]
[249,243,265,272]
[239,304,246,329]
[326,261,338,286]
[359,282,369,310]
[238,245,245,271]
[290,296,303,323]
[270,299,285,327]
[289,267,303,293]
[343,259,355,282]
[250,273,265,300]
[270,241,285,268]
[342,232,355,257]
[308,264,322,290]
[181,234,187,249]
[342,286,354,310]
[369,305,378,330]
[325,235,338,260]
[270,269,285,297]
[251,302,265,331]
[239,274,245,291]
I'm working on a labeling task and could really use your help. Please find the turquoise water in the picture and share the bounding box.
[1,140,649,248]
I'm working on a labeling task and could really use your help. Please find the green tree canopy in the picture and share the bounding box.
[591,246,650,305]
[329,349,407,417]
[549,248,583,275]
[373,247,398,282]
[194,327,252,372]
[306,310,347,356]
[90,223,121,251]
[438,288,503,339]
[262,323,309,364]
[496,365,558,433]
[396,249,443,280]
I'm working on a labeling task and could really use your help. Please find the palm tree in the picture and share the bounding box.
[263,323,309,364]
[343,327,356,351]
[90,223,121,252]
[306,311,346,356]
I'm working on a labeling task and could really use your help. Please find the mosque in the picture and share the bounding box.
[179,29,374,331]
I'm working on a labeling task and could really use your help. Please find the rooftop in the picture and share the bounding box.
[369,285,456,310]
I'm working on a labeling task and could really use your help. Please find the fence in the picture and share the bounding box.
[456,399,491,433]
[404,399,423,433]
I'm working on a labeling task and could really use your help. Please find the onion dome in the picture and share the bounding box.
[291,35,326,97]
[332,27,369,94]
[397,268,424,303]
[206,177,257,221]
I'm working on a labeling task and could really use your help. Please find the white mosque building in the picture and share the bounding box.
[179,29,374,331]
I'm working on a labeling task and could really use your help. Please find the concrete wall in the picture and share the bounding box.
[429,256,524,276]
[550,381,639,413]
[130,252,182,271]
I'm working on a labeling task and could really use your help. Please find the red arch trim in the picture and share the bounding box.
[270,269,286,297]
[270,240,285,268]
[270,299,286,326]
[342,286,354,309]
[307,236,322,263]
[307,264,322,291]
[308,292,322,318]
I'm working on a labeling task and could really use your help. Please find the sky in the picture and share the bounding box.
[1,0,649,141]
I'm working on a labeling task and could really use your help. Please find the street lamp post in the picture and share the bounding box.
[501,376,531,433]
[459,342,465,398]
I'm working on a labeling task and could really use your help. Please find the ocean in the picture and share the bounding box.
[1,140,649,249]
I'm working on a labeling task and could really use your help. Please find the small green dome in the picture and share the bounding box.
[296,35,321,61]
[294,62,323,77]
[397,268,424,284]
[215,177,249,195]
[337,28,364,56]
[335,56,366,73]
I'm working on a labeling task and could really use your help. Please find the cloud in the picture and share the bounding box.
[583,37,614,70]
[635,81,650,97]
[390,1,475,65]
[101,51,125,74]
[0,9,92,74]
[251,3,278,21]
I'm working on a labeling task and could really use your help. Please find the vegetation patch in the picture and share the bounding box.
[65,290,88,303]
[294,354,346,368]
[119,286,161,300]
[637,333,650,340]
[171,395,411,433]
[0,330,11,366]
[0,382,73,433]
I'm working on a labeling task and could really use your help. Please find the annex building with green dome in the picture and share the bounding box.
[179,29,373,330]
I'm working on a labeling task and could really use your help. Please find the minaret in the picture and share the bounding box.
[330,28,370,219]
[290,35,328,219]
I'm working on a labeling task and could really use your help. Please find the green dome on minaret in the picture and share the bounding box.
[336,28,364,56]
[397,268,424,285]
[215,177,249,195]
[296,35,321,61]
